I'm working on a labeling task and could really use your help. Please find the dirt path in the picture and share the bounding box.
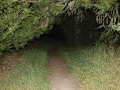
[48,45,79,90]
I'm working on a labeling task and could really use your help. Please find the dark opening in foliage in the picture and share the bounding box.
[0,0,119,56]
[43,24,65,41]
[61,9,104,46]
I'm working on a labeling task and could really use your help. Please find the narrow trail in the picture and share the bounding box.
[48,45,79,90]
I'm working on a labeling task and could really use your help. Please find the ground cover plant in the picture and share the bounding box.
[60,43,120,90]
[0,48,50,90]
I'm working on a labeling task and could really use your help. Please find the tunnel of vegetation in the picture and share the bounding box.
[0,0,120,57]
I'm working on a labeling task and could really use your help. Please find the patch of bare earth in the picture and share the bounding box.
[48,46,81,90]
[0,51,24,81]
[0,40,43,80]
[0,51,23,73]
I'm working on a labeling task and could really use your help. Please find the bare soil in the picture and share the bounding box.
[0,51,23,73]
[0,39,43,73]
[48,45,80,90]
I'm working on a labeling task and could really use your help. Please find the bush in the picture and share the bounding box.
[0,0,118,56]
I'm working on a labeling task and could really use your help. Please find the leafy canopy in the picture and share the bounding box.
[0,0,119,56]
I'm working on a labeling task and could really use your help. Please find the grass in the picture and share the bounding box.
[1,36,120,90]
[0,49,50,90]
[0,37,59,90]
[60,43,120,90]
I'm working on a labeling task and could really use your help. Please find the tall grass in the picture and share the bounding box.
[60,43,120,90]
[0,49,50,90]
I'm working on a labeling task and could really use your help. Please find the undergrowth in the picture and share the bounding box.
[60,43,120,90]
[0,49,50,90]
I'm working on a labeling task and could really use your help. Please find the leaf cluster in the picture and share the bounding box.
[0,0,118,56]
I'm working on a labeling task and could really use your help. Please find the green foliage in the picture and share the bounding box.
[94,0,115,13]
[0,0,64,56]
[112,23,120,32]
[76,0,93,8]
[0,0,118,56]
